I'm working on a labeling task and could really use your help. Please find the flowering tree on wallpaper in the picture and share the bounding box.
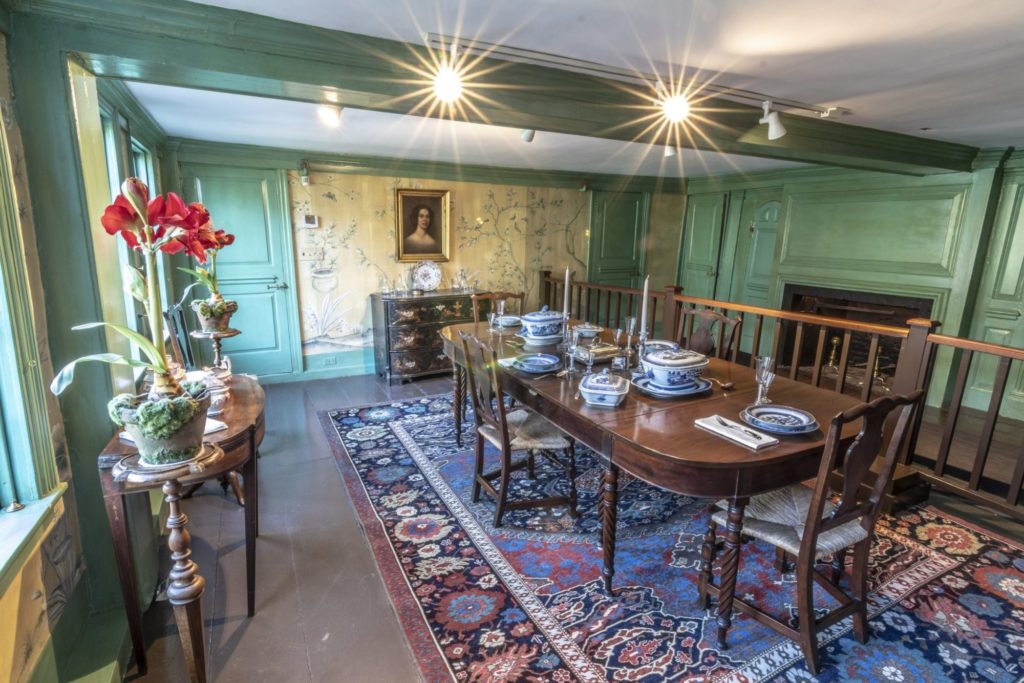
[458,187,587,303]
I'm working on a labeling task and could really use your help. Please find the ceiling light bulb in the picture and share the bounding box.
[317,104,342,127]
[661,94,690,123]
[434,64,463,104]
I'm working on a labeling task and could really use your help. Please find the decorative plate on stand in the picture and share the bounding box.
[411,260,442,292]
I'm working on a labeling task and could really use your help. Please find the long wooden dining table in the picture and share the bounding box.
[440,321,865,647]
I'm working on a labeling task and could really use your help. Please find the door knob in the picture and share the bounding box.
[267,282,289,290]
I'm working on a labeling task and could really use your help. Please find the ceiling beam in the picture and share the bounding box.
[21,0,978,175]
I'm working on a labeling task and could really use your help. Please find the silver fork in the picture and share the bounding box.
[715,416,764,441]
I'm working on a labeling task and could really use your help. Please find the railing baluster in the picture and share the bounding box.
[835,330,852,394]
[810,326,827,387]
[769,318,783,363]
[1008,434,1024,506]
[789,321,805,380]
[860,334,880,401]
[603,290,611,327]
[615,292,623,329]
[934,350,973,477]
[751,315,764,367]
[969,356,1012,491]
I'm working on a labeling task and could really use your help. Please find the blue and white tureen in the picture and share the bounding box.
[641,348,709,389]
[579,368,629,407]
[520,305,565,339]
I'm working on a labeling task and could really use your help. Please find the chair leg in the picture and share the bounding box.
[831,548,847,586]
[850,540,871,644]
[471,436,484,503]
[493,447,513,528]
[774,546,790,573]
[795,556,821,675]
[698,515,718,609]
[527,450,536,479]
[566,441,578,518]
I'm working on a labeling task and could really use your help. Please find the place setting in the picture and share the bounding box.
[695,356,820,449]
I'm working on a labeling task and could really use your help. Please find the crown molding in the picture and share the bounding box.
[13,0,980,175]
[168,138,687,194]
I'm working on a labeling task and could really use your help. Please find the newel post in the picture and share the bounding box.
[892,318,940,395]
[661,286,683,339]
[538,269,552,310]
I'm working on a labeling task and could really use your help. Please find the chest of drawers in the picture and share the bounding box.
[370,290,489,384]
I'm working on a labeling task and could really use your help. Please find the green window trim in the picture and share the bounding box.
[0,482,67,598]
[0,109,58,506]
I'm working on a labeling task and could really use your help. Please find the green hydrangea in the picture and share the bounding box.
[134,395,200,439]
[107,393,137,427]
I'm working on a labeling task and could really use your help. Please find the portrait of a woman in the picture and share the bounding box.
[396,189,450,262]
[404,204,438,253]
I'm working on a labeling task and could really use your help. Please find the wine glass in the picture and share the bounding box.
[755,356,776,405]
[496,298,506,326]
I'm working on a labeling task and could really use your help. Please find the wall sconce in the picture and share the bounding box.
[300,160,311,186]
[760,101,787,140]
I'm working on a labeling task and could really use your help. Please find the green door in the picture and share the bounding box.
[587,190,649,289]
[731,192,782,354]
[964,174,1024,419]
[181,164,300,377]
[678,192,727,299]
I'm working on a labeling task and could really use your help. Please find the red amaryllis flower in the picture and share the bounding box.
[100,195,144,248]
[120,177,150,218]
[215,230,235,248]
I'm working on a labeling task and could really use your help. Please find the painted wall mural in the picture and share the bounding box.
[287,171,589,368]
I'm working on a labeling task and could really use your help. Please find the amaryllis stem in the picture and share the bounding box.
[144,247,167,370]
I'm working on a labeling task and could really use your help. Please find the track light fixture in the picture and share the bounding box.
[520,129,536,143]
[664,147,676,158]
[760,101,787,140]
[433,41,463,104]
[299,160,311,186]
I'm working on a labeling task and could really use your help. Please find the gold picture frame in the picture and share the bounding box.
[395,189,450,262]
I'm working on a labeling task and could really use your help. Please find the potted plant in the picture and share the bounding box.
[180,228,237,332]
[50,178,217,467]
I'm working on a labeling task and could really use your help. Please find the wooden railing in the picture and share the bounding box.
[537,270,1024,521]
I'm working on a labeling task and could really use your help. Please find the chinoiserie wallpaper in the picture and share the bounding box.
[287,171,589,363]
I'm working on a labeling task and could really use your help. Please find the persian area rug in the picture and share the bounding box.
[320,395,1024,682]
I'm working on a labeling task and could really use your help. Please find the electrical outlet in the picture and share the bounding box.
[299,248,324,262]
[323,356,337,366]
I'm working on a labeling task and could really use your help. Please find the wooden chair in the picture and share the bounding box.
[459,332,578,527]
[164,303,197,370]
[675,308,741,359]
[470,291,525,323]
[698,389,924,674]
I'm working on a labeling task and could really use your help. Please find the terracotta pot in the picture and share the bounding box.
[191,297,238,332]
[118,391,211,467]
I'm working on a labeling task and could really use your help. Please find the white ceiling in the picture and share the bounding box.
[126,82,803,178]
[128,0,1024,178]
[190,0,1024,148]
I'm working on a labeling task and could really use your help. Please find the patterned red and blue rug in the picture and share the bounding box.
[320,394,1024,682]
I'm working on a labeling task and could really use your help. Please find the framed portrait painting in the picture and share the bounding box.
[395,189,450,262]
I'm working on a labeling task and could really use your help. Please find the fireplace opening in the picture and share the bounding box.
[780,284,934,391]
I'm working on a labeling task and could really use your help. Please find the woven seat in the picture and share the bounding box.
[480,409,572,452]
[711,486,869,559]
[459,332,578,527]
[699,390,923,675]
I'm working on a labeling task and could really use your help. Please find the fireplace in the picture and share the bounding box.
[781,284,934,381]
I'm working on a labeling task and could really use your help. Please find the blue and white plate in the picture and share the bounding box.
[631,377,712,399]
[512,353,560,373]
[494,315,521,328]
[740,405,819,434]
[516,333,562,346]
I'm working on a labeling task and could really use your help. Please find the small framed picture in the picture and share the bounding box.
[300,214,319,229]
[396,189,450,262]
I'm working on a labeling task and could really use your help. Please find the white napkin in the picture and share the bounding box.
[497,357,516,368]
[694,415,778,450]
[118,418,228,444]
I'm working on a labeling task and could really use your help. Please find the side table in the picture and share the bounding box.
[98,375,265,677]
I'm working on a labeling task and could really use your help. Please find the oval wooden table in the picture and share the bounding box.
[97,375,265,678]
[441,322,863,647]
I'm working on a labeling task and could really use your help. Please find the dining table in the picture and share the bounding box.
[440,321,864,647]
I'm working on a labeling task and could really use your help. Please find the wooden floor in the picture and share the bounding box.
[131,373,1022,682]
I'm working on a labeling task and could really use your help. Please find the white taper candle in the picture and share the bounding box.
[639,275,650,336]
[563,267,570,319]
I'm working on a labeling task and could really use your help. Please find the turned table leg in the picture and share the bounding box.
[453,363,467,446]
[716,496,749,649]
[601,464,619,593]
[163,479,207,683]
